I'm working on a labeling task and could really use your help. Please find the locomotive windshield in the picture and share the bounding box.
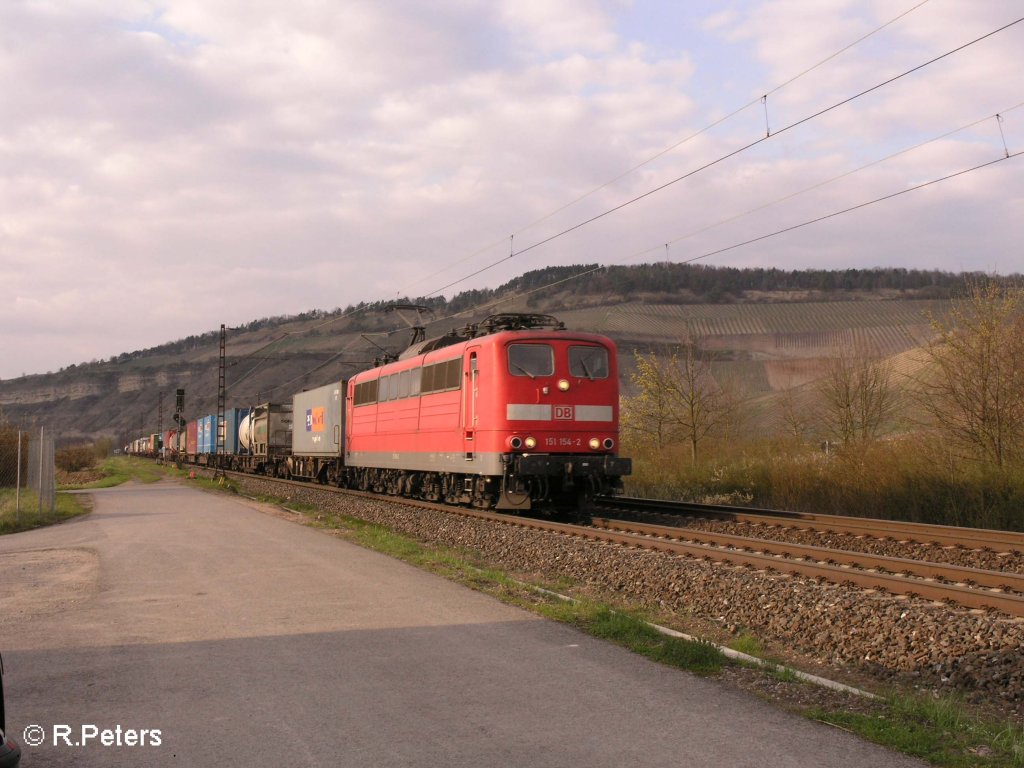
[569,346,609,379]
[508,344,554,378]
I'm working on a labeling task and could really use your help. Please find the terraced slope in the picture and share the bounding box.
[556,299,947,434]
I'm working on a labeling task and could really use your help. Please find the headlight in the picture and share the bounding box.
[603,438,615,450]
[510,436,523,449]
[557,379,570,391]
[524,436,537,449]
[588,438,601,450]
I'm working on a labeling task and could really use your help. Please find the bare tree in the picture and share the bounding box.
[817,347,899,447]
[621,335,740,463]
[777,385,812,442]
[913,279,1024,468]
[621,349,680,450]
[671,335,741,464]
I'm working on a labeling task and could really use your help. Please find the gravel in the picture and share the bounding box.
[226,474,1024,719]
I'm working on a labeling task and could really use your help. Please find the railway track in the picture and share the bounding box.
[596,495,1024,552]
[211,470,1024,617]
[589,516,1024,616]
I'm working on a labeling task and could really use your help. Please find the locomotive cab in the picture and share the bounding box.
[477,331,631,514]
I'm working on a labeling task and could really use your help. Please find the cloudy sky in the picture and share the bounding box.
[1,0,1021,379]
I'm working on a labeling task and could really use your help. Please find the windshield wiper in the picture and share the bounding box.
[512,363,536,379]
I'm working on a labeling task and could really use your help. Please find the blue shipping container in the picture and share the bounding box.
[222,408,244,455]
[198,414,215,454]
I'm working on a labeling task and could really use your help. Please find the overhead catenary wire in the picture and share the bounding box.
[229,333,365,395]
[258,134,1020,372]
[397,0,936,296]
[421,14,1024,300]
[671,152,1022,267]
[624,105,1024,269]
[431,141,1022,325]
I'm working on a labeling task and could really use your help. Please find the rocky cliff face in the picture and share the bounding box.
[0,380,104,405]
[0,364,212,443]
[0,370,181,405]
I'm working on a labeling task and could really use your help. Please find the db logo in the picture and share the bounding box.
[554,406,574,421]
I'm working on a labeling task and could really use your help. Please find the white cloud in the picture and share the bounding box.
[497,0,620,55]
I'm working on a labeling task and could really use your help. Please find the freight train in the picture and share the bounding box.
[130,314,631,519]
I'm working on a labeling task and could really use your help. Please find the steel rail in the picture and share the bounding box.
[598,496,1024,552]
[592,517,1024,595]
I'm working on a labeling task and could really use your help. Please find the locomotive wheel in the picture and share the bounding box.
[441,474,460,505]
[423,473,439,501]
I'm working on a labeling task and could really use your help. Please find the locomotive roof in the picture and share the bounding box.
[357,327,614,380]
[398,312,568,360]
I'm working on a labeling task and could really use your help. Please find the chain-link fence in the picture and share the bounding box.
[0,426,56,531]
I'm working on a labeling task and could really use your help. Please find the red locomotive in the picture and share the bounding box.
[343,313,630,517]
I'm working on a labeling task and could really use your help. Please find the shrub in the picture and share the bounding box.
[56,445,96,473]
[622,434,1024,531]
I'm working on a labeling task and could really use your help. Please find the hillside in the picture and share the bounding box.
[0,263,978,444]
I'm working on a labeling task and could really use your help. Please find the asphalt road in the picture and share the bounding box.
[0,481,925,767]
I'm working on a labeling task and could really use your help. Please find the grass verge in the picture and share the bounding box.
[0,487,89,534]
[60,456,172,489]
[809,694,1024,767]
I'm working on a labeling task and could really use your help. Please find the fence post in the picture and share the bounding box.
[38,427,44,518]
[15,430,21,526]
[47,429,55,517]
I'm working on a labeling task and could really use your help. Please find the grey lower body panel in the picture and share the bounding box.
[346,451,631,479]
[347,451,505,476]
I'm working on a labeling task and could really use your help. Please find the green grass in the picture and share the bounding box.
[326,513,1024,766]
[725,632,802,682]
[186,472,242,495]
[60,456,171,489]
[766,664,801,684]
[728,631,764,657]
[0,487,89,534]
[577,605,725,675]
[809,693,1024,767]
